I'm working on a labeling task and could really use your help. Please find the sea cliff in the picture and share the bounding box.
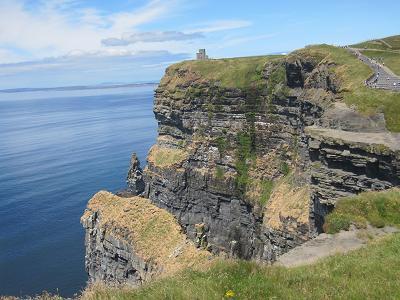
[82,45,400,285]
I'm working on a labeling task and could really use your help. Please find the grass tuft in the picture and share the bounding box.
[324,188,400,233]
[148,145,188,168]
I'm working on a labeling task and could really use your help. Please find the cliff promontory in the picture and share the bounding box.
[81,191,211,286]
[82,44,400,286]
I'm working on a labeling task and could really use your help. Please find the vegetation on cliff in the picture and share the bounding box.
[147,145,188,168]
[82,233,400,300]
[324,188,400,233]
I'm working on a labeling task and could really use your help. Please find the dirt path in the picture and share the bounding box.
[275,226,398,267]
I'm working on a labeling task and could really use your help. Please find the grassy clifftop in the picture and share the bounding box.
[160,55,282,89]
[161,40,400,131]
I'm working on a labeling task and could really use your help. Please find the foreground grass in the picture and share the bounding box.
[83,233,400,300]
[324,188,400,234]
[361,49,400,76]
[296,44,400,131]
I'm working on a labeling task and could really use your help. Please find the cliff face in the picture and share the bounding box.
[81,191,211,286]
[139,54,400,260]
[82,47,400,284]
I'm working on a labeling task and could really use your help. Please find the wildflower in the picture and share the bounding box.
[225,290,235,298]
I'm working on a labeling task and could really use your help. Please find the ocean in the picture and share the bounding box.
[0,85,158,297]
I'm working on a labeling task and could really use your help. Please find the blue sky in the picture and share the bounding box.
[0,0,399,89]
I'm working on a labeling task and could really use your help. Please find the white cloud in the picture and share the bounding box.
[102,31,204,46]
[187,20,252,33]
[0,0,179,63]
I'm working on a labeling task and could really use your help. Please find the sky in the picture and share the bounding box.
[0,0,399,89]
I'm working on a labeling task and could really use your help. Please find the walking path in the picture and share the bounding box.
[348,47,400,91]
[275,226,398,267]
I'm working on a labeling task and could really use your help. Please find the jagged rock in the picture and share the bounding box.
[126,153,145,196]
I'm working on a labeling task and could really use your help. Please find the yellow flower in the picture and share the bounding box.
[225,290,235,298]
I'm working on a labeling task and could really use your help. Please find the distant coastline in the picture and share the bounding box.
[0,82,159,93]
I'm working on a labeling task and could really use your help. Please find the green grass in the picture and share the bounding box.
[173,55,283,89]
[235,132,254,192]
[324,188,400,234]
[361,49,400,76]
[295,44,400,132]
[83,233,400,300]
[259,180,274,206]
[215,166,224,180]
[351,35,400,51]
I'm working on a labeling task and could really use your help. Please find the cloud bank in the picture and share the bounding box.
[102,31,204,46]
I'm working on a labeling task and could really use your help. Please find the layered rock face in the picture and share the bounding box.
[138,55,400,260]
[81,191,211,286]
[307,127,400,228]
[140,57,327,260]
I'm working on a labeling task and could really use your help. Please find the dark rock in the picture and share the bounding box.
[127,153,145,196]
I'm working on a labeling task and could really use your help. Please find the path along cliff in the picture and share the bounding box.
[348,47,400,91]
[81,44,400,286]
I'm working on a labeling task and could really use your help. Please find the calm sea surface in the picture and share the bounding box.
[0,85,158,297]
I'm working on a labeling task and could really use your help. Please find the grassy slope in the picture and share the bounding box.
[83,233,400,300]
[295,44,400,131]
[324,188,400,233]
[361,49,400,76]
[351,35,400,50]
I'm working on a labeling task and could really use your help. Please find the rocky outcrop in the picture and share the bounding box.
[126,153,145,196]
[306,126,400,228]
[81,191,211,285]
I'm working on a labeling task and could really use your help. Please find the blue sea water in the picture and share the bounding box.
[0,85,158,297]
